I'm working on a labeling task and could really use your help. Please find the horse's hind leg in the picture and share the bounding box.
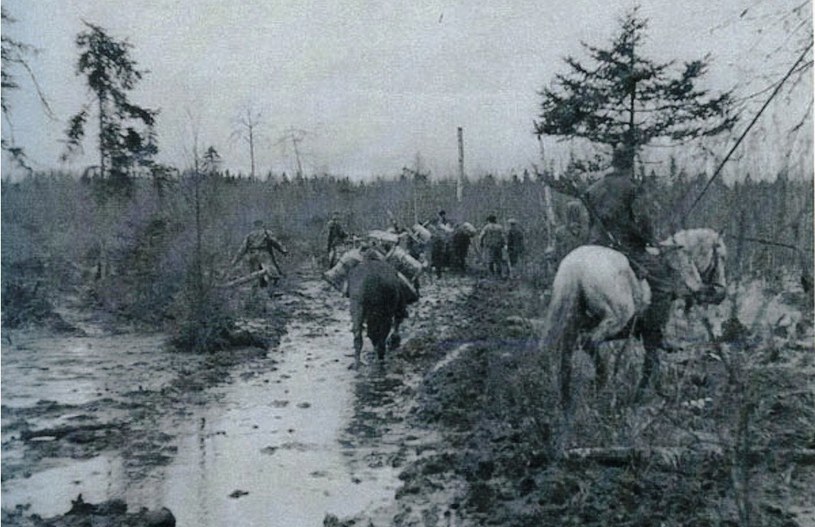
[353,330,363,369]
[367,315,391,361]
[387,315,402,351]
[583,341,608,393]
[560,345,575,411]
[635,337,661,401]
[375,340,387,360]
[351,304,364,369]
[585,306,632,391]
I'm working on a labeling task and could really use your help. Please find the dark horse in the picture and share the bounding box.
[540,228,727,408]
[450,226,475,272]
[348,259,417,368]
[429,223,476,277]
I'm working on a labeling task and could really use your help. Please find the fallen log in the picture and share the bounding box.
[220,269,274,288]
[562,446,815,468]
[21,423,117,442]
[563,446,684,468]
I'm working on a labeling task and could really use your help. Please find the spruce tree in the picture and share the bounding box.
[535,8,737,170]
[62,22,158,197]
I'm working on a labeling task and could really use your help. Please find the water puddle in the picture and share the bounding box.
[155,286,400,525]
[2,278,402,525]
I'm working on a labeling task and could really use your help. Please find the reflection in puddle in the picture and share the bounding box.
[2,279,401,525]
[148,280,400,525]
[2,455,119,517]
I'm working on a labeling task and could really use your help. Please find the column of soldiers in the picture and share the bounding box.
[321,210,523,287]
[226,198,595,293]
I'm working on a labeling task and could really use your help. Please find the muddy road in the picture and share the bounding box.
[1,268,475,525]
[5,267,812,527]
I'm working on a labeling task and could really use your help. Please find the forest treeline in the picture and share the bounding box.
[2,166,812,347]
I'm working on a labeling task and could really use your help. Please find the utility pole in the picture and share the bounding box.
[457,127,464,203]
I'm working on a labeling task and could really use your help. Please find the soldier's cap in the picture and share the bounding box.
[508,218,518,224]
[486,214,497,223]
[438,210,446,216]
[253,219,265,227]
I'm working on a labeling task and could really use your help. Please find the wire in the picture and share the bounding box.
[680,40,813,222]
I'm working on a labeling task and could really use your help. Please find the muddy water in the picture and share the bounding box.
[1,277,425,525]
[156,281,401,526]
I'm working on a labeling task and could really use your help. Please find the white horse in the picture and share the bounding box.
[541,228,727,408]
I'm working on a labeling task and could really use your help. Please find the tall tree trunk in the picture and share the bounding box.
[249,125,255,180]
[627,47,637,178]
[293,134,303,178]
[98,93,106,180]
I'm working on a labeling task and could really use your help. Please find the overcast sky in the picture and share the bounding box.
[1,0,811,180]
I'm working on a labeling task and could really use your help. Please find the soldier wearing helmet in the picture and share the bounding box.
[326,211,348,267]
[478,214,507,277]
[230,219,289,288]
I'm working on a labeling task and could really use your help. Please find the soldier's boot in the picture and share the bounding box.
[642,278,678,351]
[628,250,675,351]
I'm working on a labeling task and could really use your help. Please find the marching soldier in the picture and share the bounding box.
[230,219,289,288]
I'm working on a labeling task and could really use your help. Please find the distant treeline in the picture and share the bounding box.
[2,167,812,328]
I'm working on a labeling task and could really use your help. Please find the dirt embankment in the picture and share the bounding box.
[338,277,815,527]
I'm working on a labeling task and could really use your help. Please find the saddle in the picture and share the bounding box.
[627,256,650,281]
[625,248,666,315]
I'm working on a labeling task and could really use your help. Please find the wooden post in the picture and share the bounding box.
[537,135,556,250]
[457,127,464,203]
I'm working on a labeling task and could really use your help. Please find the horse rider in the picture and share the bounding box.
[582,143,674,351]
[478,214,507,277]
[326,211,348,266]
[230,219,289,288]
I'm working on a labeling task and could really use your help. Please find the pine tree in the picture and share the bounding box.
[202,146,222,174]
[534,8,737,170]
[62,22,158,197]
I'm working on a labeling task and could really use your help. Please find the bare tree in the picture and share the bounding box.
[1,6,55,172]
[230,105,264,179]
[276,127,310,178]
[724,1,813,146]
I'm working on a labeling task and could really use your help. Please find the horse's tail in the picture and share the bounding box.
[540,262,582,402]
[541,265,581,350]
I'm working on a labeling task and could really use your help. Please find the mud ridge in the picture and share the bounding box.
[343,277,815,526]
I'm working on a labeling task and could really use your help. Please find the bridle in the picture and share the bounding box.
[702,242,725,287]
[696,238,727,304]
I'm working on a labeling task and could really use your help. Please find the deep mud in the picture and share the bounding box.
[338,277,815,527]
[1,267,477,526]
[3,265,813,527]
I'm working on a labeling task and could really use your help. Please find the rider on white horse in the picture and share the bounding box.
[583,143,675,351]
